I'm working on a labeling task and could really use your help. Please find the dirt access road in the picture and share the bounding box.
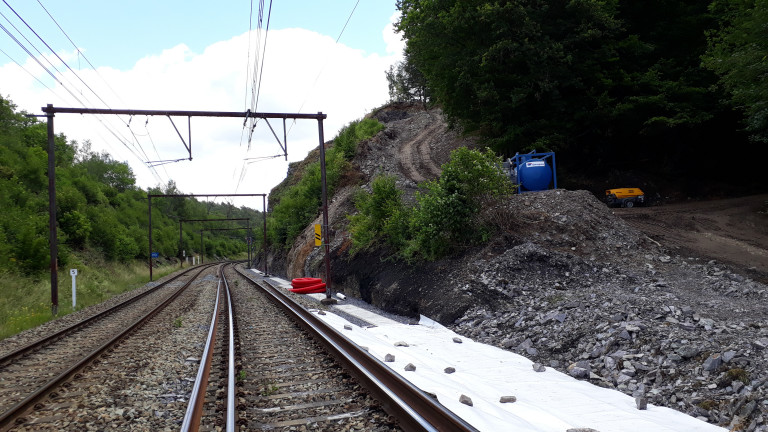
[615,193,768,282]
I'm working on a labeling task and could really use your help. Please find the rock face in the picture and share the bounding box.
[262,103,768,430]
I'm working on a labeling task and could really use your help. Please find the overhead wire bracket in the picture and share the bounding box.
[243,154,283,165]
[263,118,288,160]
[167,115,192,160]
[146,158,188,168]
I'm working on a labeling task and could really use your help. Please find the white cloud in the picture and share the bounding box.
[384,10,405,56]
[1,19,403,208]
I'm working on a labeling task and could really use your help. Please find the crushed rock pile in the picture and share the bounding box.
[448,189,768,431]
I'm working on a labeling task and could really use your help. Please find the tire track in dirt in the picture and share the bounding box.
[398,121,443,183]
[615,194,768,279]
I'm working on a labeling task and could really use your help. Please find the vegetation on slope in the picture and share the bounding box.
[391,0,764,194]
[265,118,385,249]
[0,95,261,275]
[0,95,262,338]
[350,147,514,261]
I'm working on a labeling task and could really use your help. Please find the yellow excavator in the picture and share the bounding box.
[605,188,645,208]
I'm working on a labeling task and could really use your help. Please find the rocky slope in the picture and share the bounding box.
[265,102,768,431]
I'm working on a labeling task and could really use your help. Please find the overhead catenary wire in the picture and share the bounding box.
[1,0,168,184]
[0,15,88,107]
[34,0,128,107]
[33,0,170,182]
[251,0,272,119]
[3,0,116,112]
[0,45,56,92]
[245,0,274,149]
[238,1,360,195]
[288,0,360,135]
[235,0,264,193]
[236,0,274,194]
[1,22,157,182]
[1,16,152,172]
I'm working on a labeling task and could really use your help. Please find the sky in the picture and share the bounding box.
[0,0,404,208]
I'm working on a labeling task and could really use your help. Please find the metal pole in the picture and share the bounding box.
[46,104,58,316]
[148,195,153,281]
[200,231,204,264]
[247,219,251,268]
[263,195,268,276]
[317,115,334,304]
[179,221,183,268]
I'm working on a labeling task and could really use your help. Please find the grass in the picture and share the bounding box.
[726,368,750,385]
[236,370,247,382]
[0,259,180,341]
[259,378,279,396]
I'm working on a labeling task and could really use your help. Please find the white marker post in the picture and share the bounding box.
[70,269,78,309]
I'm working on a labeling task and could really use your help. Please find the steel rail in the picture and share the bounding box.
[223,268,236,432]
[233,266,478,432]
[181,263,237,432]
[0,264,202,365]
[181,266,223,432]
[0,264,214,429]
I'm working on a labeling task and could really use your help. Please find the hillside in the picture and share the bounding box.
[263,102,768,430]
[0,96,262,275]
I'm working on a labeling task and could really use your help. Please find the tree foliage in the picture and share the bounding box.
[395,1,757,189]
[0,95,261,274]
[704,0,768,143]
[385,49,431,105]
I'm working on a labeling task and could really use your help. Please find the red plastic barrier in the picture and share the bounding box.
[289,283,326,294]
[291,277,323,288]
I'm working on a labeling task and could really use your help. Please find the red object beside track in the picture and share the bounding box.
[289,283,326,294]
[291,277,323,288]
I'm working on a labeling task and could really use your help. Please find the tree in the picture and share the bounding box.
[396,0,625,154]
[704,0,768,143]
[385,49,431,105]
[395,1,746,186]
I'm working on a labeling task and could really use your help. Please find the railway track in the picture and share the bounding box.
[0,262,477,431]
[0,264,218,431]
[182,263,477,430]
[227,265,475,431]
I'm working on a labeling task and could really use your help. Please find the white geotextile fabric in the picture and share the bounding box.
[312,309,727,432]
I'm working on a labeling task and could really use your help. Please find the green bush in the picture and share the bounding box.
[350,147,513,262]
[13,224,49,274]
[59,210,91,248]
[406,147,513,260]
[334,118,384,159]
[114,234,139,261]
[348,175,404,254]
